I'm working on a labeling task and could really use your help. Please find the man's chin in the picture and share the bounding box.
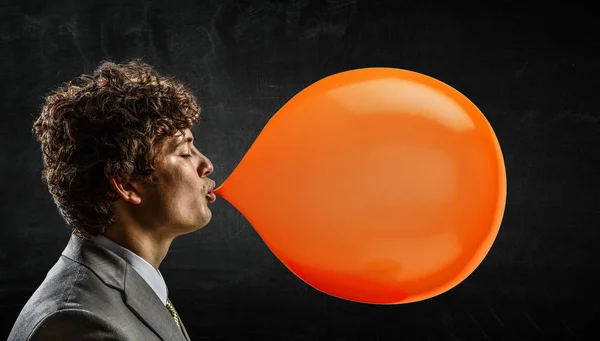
[171,217,211,237]
[193,215,212,231]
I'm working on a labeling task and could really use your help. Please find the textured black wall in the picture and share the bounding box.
[1,1,598,339]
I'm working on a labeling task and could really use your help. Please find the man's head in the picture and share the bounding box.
[33,59,215,239]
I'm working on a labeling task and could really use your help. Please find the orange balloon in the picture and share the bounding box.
[213,68,506,304]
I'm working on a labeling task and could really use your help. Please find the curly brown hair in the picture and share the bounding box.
[33,59,201,238]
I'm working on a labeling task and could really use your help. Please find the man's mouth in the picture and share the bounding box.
[206,180,216,203]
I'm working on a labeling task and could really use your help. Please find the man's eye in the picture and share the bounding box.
[182,154,192,158]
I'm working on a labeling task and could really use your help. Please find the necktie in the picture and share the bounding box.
[166,298,182,331]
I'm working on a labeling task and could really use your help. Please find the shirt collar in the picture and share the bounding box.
[91,235,169,305]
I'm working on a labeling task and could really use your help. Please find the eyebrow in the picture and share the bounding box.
[170,135,194,151]
[177,136,194,146]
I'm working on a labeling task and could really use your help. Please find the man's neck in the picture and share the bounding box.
[103,224,173,269]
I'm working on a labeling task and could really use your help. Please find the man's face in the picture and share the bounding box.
[138,128,215,236]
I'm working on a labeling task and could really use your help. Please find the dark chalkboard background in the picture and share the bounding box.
[1,0,598,340]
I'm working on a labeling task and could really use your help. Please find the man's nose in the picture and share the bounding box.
[198,155,213,177]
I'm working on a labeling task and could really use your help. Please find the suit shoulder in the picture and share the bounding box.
[8,256,126,339]
[30,255,120,305]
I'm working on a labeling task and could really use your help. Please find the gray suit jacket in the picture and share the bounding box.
[8,233,192,341]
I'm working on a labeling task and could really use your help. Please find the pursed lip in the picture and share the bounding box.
[206,180,216,203]
[207,180,215,193]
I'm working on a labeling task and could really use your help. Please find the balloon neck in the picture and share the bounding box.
[213,185,223,196]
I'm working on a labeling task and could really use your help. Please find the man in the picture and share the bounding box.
[8,59,215,340]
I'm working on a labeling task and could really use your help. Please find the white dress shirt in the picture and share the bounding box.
[92,235,169,305]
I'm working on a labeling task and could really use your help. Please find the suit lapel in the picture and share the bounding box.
[62,233,187,341]
[123,265,187,341]
[178,314,192,341]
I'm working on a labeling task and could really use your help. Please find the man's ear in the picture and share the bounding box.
[109,176,143,205]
